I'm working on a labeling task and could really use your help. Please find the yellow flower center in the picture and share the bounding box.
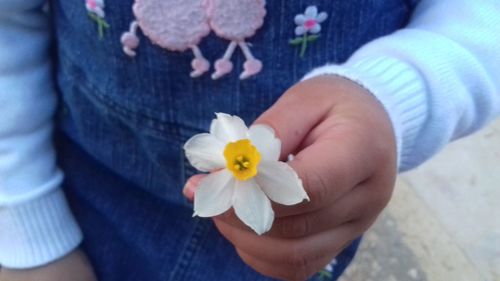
[224,139,261,181]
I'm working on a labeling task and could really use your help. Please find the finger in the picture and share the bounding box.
[273,124,374,217]
[213,216,364,267]
[216,182,368,237]
[182,174,207,201]
[254,76,341,159]
[216,176,390,239]
[212,208,252,232]
[268,184,371,238]
[236,248,335,281]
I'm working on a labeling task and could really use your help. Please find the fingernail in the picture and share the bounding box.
[183,181,196,200]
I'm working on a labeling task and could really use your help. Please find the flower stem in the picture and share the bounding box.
[300,33,308,58]
[88,12,109,39]
[98,20,104,39]
[318,270,333,280]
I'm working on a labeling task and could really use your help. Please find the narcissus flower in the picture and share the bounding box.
[184,113,309,234]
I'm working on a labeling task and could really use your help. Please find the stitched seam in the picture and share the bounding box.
[58,52,213,139]
[60,72,206,139]
[168,219,210,281]
[58,51,173,122]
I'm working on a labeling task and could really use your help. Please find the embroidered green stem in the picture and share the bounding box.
[88,12,110,39]
[317,269,333,280]
[289,34,321,58]
[300,33,308,58]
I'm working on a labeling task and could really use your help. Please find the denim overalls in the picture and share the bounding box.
[50,0,417,280]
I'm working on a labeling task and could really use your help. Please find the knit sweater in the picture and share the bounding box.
[1,0,499,268]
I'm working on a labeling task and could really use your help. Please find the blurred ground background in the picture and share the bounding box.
[339,120,500,281]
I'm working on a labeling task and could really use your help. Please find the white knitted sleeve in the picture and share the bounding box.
[0,0,82,268]
[305,0,500,172]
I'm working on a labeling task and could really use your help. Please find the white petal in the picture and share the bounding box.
[233,180,274,235]
[248,125,281,161]
[305,6,318,19]
[310,24,321,34]
[295,25,307,36]
[255,161,309,205]
[210,113,248,143]
[94,8,105,18]
[184,133,225,172]
[294,14,306,25]
[316,12,328,23]
[194,169,235,217]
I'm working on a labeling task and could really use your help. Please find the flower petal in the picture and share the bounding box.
[210,113,248,143]
[248,125,281,161]
[194,169,235,217]
[310,24,321,34]
[184,133,225,172]
[255,161,309,205]
[295,26,307,36]
[316,12,328,23]
[233,180,274,235]
[94,7,105,18]
[305,6,318,19]
[294,14,306,25]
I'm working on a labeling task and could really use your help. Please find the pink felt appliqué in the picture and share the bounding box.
[206,0,266,80]
[134,0,211,52]
[120,0,266,80]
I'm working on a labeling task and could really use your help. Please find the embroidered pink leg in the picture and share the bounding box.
[212,41,238,80]
[238,41,263,80]
[190,45,210,78]
[121,21,140,57]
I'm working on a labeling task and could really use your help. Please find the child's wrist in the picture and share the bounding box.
[303,56,428,171]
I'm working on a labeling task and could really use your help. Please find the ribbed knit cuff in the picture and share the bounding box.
[304,56,428,171]
[0,188,82,268]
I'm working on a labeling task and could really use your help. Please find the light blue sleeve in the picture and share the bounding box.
[305,0,500,172]
[0,0,82,268]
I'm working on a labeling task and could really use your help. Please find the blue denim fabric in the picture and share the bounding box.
[51,0,417,280]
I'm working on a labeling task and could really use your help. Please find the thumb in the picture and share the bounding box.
[254,77,337,158]
[182,174,207,201]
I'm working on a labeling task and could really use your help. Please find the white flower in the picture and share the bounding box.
[184,113,309,235]
[294,6,328,36]
[86,0,105,18]
[324,263,333,272]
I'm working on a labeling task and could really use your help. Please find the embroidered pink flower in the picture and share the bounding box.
[294,6,328,36]
[290,6,328,58]
[86,0,105,17]
[86,0,109,39]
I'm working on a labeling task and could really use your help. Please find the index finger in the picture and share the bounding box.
[273,121,375,218]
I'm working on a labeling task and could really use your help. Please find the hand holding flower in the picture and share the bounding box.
[183,113,309,235]
[184,76,398,280]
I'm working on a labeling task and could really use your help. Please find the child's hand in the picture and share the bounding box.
[184,76,397,281]
[0,249,97,281]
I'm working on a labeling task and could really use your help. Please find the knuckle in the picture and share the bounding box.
[296,163,328,206]
[307,170,330,207]
[286,244,310,269]
[285,248,316,281]
[277,216,311,238]
[370,184,393,211]
[289,270,310,281]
